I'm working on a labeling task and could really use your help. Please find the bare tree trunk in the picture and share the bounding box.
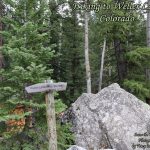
[0,19,2,48]
[0,1,3,47]
[99,38,106,91]
[146,0,150,80]
[147,0,150,47]
[84,0,91,93]
[58,21,62,80]
[114,39,127,82]
[146,0,150,104]
[0,1,4,73]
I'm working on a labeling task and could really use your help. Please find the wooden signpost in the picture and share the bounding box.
[25,80,67,150]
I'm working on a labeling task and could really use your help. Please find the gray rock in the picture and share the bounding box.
[64,83,150,150]
[67,145,114,150]
[67,145,86,150]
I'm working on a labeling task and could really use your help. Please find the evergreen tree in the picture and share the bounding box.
[0,0,53,131]
[0,0,74,149]
[89,0,148,97]
[57,0,86,104]
[124,47,150,100]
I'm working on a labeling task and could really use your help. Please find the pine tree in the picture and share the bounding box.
[124,47,150,100]
[0,1,74,149]
[89,0,149,100]
[56,0,85,104]
[0,0,54,144]
[0,0,54,113]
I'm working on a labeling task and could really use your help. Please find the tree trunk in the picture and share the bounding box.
[45,91,57,150]
[58,21,62,80]
[45,80,57,150]
[146,0,150,79]
[147,0,150,47]
[99,38,106,91]
[146,0,150,104]
[0,1,4,69]
[114,39,127,82]
[146,0,150,82]
[84,0,91,93]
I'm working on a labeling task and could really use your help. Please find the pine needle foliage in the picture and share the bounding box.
[124,47,150,100]
[0,0,74,149]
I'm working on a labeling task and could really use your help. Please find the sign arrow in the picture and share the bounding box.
[25,82,67,93]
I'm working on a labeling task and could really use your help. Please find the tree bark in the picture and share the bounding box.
[0,1,4,69]
[99,38,106,91]
[114,39,127,82]
[45,90,57,150]
[146,0,150,104]
[84,0,91,93]
[146,0,150,80]
[147,0,150,47]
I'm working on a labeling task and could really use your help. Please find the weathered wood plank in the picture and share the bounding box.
[45,91,57,150]
[25,82,67,93]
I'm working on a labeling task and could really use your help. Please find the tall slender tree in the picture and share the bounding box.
[55,0,85,103]
[0,1,4,69]
[99,37,106,91]
[84,0,91,93]
[147,0,150,47]
[0,0,54,145]
[146,0,150,102]
[146,0,150,81]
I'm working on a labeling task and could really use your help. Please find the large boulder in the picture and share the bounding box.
[67,145,114,150]
[64,83,150,150]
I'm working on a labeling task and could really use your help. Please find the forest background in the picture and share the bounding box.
[0,0,150,149]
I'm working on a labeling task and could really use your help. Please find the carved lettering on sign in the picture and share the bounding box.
[25,82,67,93]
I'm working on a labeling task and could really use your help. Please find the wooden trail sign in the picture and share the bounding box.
[25,82,67,93]
[25,81,67,150]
